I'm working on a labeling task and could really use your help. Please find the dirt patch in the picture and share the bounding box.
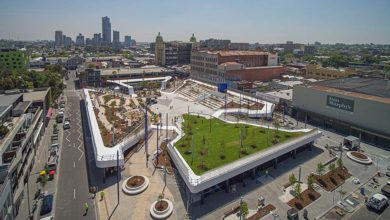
[247,204,276,220]
[126,176,145,188]
[155,200,169,211]
[287,189,321,210]
[351,151,368,160]
[155,142,174,172]
[311,166,351,191]
[224,101,264,110]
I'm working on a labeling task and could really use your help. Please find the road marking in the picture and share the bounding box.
[73,161,76,168]
[73,143,76,148]
[74,189,76,199]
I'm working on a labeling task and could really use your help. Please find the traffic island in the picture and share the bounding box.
[149,199,174,219]
[346,151,372,165]
[122,175,149,195]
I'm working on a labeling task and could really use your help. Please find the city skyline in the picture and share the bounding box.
[1,0,390,44]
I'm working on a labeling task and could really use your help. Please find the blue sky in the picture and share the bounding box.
[1,0,389,44]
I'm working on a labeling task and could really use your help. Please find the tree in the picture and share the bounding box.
[329,163,336,174]
[316,162,325,176]
[240,201,249,219]
[38,174,48,189]
[337,158,343,168]
[307,175,314,191]
[294,182,302,199]
[289,173,297,186]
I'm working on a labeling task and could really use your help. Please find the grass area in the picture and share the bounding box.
[176,114,305,175]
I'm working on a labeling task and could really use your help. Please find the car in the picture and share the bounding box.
[63,121,70,129]
[56,115,63,123]
[40,194,54,216]
[365,193,388,212]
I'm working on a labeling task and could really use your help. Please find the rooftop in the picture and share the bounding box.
[198,50,270,56]
[22,89,49,102]
[312,77,390,99]
[0,94,22,107]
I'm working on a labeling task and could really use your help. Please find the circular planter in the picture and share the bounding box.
[122,175,149,195]
[347,151,372,165]
[150,199,174,219]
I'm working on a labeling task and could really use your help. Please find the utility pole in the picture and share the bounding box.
[156,123,159,167]
[145,101,149,167]
[166,113,168,143]
[117,150,120,204]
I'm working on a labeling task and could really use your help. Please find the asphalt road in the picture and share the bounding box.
[55,71,97,220]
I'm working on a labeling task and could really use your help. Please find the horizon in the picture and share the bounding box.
[1,0,390,44]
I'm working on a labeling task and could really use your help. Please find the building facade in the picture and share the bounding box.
[293,77,390,147]
[54,31,63,48]
[200,38,231,49]
[75,33,85,46]
[102,16,111,43]
[124,36,132,48]
[0,49,28,70]
[305,64,356,80]
[191,50,283,85]
[113,30,120,49]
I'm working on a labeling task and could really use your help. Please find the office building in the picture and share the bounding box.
[63,36,72,47]
[0,49,29,70]
[92,33,102,46]
[154,32,194,66]
[131,39,136,47]
[54,31,63,47]
[85,38,92,46]
[191,50,283,85]
[102,16,111,43]
[293,77,390,147]
[229,42,250,51]
[113,30,120,49]
[124,36,132,48]
[200,38,231,49]
[304,45,315,56]
[284,41,294,53]
[75,33,85,46]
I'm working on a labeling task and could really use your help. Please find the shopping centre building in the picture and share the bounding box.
[293,77,390,147]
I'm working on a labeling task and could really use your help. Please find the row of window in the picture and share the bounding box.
[191,56,218,62]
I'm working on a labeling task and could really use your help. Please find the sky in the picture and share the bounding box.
[1,0,390,44]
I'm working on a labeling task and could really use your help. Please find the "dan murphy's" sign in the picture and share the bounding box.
[326,95,354,112]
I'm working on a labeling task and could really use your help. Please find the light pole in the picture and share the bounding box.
[239,196,243,220]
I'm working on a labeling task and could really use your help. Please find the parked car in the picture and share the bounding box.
[40,194,54,216]
[365,193,388,212]
[56,115,63,123]
[63,119,70,129]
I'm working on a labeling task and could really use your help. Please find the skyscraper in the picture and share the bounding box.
[55,30,63,47]
[113,30,120,43]
[124,36,132,48]
[75,33,85,46]
[102,16,111,43]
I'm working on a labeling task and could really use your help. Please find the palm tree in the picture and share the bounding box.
[307,175,314,191]
[316,162,325,176]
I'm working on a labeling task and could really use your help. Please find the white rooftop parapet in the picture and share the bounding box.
[83,89,149,168]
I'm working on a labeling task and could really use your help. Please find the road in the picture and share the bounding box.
[55,71,97,220]
[348,204,390,220]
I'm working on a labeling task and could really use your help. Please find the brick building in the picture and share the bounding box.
[191,50,283,85]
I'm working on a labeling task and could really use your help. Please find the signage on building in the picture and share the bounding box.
[326,95,354,112]
[218,83,228,93]
[256,92,280,104]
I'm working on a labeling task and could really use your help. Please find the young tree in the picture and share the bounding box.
[39,174,48,190]
[294,182,302,199]
[240,202,249,219]
[337,158,343,168]
[316,162,325,176]
[220,140,226,159]
[289,173,297,186]
[307,175,314,191]
[329,163,336,174]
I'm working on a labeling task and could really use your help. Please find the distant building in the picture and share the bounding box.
[304,45,315,56]
[314,41,321,46]
[124,36,132,48]
[284,41,294,53]
[154,32,194,66]
[75,33,85,46]
[305,64,356,80]
[229,42,250,50]
[92,33,102,46]
[55,30,63,47]
[200,38,231,49]
[64,36,72,47]
[0,49,29,70]
[85,38,92,46]
[113,30,120,49]
[191,50,283,85]
[131,39,136,47]
[102,16,111,43]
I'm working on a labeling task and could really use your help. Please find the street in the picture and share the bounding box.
[54,71,97,220]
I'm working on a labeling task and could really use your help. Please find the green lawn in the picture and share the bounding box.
[175,114,305,175]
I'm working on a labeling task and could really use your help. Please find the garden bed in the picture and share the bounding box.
[311,166,351,191]
[287,189,321,210]
[155,200,169,211]
[350,152,368,160]
[247,204,276,220]
[126,176,145,188]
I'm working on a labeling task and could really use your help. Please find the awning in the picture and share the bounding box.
[40,170,47,175]
[46,108,53,119]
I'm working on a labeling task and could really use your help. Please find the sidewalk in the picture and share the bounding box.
[16,111,63,220]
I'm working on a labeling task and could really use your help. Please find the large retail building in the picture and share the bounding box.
[293,77,390,147]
